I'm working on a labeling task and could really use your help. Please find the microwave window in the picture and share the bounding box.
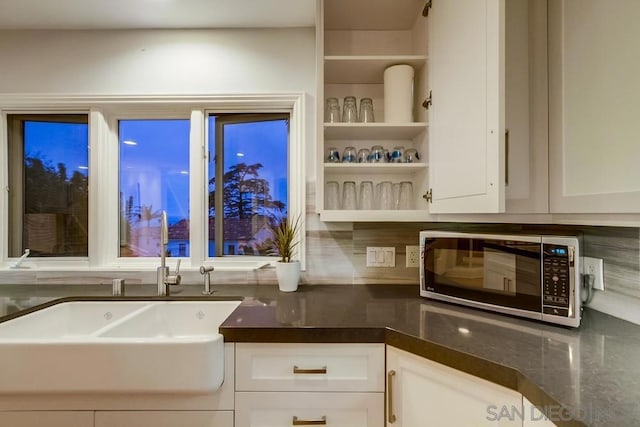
[424,238,542,312]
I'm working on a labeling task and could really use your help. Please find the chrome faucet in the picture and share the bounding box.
[200,265,214,295]
[157,210,181,296]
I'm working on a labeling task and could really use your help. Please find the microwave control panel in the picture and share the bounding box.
[542,244,573,317]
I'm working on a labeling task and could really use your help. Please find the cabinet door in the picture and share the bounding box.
[235,392,384,427]
[0,411,93,427]
[548,0,640,213]
[386,346,521,426]
[428,0,506,213]
[95,411,234,427]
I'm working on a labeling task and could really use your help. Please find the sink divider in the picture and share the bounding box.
[88,302,156,338]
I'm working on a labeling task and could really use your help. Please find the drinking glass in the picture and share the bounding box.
[377,181,393,210]
[325,181,340,210]
[370,145,386,163]
[392,182,401,210]
[342,96,358,123]
[325,97,341,123]
[326,147,340,163]
[404,148,420,163]
[358,181,374,210]
[342,181,357,210]
[398,181,414,209]
[342,146,357,163]
[359,98,375,123]
[357,148,371,163]
[390,146,405,163]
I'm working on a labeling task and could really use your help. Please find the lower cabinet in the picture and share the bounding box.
[94,411,233,427]
[386,346,523,426]
[235,392,384,427]
[235,343,385,427]
[0,411,93,427]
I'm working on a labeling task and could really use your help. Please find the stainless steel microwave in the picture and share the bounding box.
[419,231,581,327]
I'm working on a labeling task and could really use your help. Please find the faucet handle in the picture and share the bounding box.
[175,259,181,274]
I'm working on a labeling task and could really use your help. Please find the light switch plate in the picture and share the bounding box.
[366,247,396,267]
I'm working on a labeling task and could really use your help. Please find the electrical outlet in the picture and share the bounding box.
[406,245,420,268]
[583,256,605,291]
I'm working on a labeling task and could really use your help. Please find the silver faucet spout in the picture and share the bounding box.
[157,211,181,296]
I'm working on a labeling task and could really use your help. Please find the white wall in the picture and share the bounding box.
[0,28,315,94]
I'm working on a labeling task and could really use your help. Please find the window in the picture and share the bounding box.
[118,118,191,258]
[1,94,305,270]
[208,113,289,257]
[6,114,89,258]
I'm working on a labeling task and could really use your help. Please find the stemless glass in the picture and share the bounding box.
[404,148,420,163]
[342,181,357,210]
[357,148,370,163]
[377,181,393,210]
[326,147,340,163]
[392,182,401,210]
[390,146,405,163]
[342,96,358,123]
[359,98,375,123]
[370,145,386,163]
[398,181,414,209]
[325,97,341,123]
[358,181,374,210]
[342,146,357,163]
[325,181,340,210]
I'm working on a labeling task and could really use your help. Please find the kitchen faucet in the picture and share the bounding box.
[157,210,181,296]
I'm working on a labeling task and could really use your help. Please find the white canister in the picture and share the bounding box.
[383,64,415,123]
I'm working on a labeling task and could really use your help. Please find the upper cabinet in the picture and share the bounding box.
[548,0,640,213]
[316,0,507,221]
[427,0,505,214]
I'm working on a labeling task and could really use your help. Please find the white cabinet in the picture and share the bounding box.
[94,411,233,427]
[317,0,508,220]
[427,0,505,213]
[386,346,522,426]
[235,392,383,427]
[0,411,93,427]
[235,343,385,427]
[548,0,640,213]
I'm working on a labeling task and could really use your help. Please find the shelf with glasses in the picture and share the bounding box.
[319,209,428,222]
[324,163,427,175]
[324,55,427,84]
[324,122,427,140]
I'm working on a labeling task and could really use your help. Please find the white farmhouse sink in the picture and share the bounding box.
[0,300,241,395]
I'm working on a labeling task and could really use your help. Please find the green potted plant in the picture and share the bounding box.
[269,213,302,292]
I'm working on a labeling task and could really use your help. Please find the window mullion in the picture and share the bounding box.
[214,119,225,257]
[189,109,206,267]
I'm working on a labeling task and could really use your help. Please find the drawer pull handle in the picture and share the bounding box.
[293,366,327,375]
[388,370,397,423]
[292,416,327,426]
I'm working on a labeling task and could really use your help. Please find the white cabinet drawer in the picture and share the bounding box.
[235,392,384,427]
[0,411,93,427]
[235,343,385,392]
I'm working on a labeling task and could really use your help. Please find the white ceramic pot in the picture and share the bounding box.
[275,260,300,292]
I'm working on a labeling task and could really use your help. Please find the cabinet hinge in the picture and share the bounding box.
[422,90,432,110]
[423,0,432,17]
[423,188,433,203]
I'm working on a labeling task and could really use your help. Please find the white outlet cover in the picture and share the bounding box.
[406,245,420,268]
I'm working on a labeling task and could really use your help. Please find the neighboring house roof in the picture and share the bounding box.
[168,216,272,241]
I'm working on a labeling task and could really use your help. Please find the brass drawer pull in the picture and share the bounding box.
[293,366,327,375]
[388,370,397,423]
[292,416,327,425]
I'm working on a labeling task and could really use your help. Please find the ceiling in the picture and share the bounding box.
[0,0,316,30]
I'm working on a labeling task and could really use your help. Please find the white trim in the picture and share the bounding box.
[0,93,307,272]
[588,290,640,326]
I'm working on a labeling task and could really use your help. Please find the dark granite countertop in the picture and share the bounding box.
[1,284,639,426]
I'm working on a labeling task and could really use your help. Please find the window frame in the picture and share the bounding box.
[208,112,291,258]
[0,94,306,272]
